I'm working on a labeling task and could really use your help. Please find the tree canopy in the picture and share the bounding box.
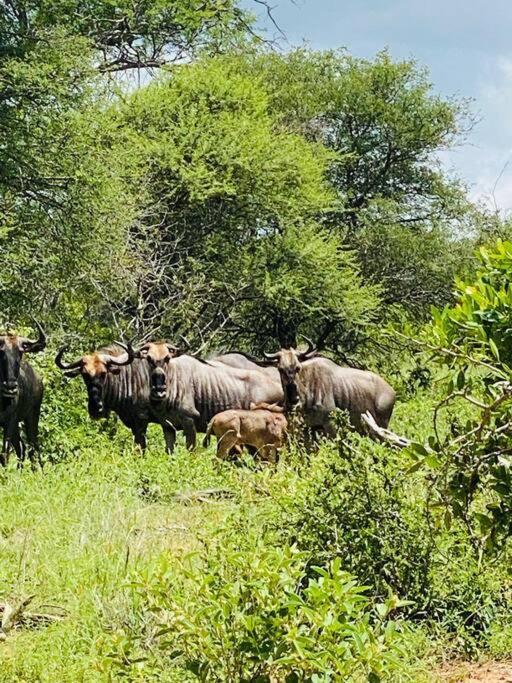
[0,5,497,355]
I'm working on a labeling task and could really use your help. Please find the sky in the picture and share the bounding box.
[245,0,512,211]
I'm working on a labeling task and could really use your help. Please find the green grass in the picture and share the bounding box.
[0,427,245,681]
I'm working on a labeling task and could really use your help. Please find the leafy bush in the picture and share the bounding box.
[110,544,413,682]
[409,240,512,553]
[274,437,433,616]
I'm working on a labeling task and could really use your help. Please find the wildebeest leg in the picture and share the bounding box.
[162,423,176,455]
[24,405,42,468]
[1,419,21,467]
[323,421,337,440]
[183,419,196,450]
[132,423,147,452]
[12,427,26,469]
[216,431,239,460]
[0,430,8,467]
[260,445,278,464]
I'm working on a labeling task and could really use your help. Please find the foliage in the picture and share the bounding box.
[113,57,379,347]
[239,48,482,318]
[113,543,412,682]
[408,240,512,554]
[273,436,433,615]
[0,0,257,72]
[0,26,140,332]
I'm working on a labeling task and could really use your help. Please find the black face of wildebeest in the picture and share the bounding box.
[0,324,46,401]
[55,342,134,419]
[134,342,181,402]
[263,338,318,408]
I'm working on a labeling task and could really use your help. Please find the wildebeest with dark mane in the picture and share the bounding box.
[55,342,176,452]
[262,339,396,437]
[0,324,46,466]
[133,342,284,451]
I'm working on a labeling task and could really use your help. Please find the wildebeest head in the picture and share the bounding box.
[0,323,46,401]
[134,341,181,402]
[55,342,134,419]
[263,337,318,407]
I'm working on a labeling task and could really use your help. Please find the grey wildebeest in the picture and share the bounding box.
[132,342,284,451]
[0,325,46,466]
[203,402,287,463]
[55,342,176,452]
[210,352,280,382]
[262,340,396,438]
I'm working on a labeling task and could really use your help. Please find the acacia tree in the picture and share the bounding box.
[115,57,379,350]
[1,0,264,71]
[0,0,266,335]
[238,49,482,316]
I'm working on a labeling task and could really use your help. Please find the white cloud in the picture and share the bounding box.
[443,56,512,212]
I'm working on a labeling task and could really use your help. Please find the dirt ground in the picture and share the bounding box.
[438,661,512,682]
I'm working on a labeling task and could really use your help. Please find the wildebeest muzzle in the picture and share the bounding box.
[87,383,105,419]
[150,367,167,401]
[285,381,300,407]
[1,380,18,399]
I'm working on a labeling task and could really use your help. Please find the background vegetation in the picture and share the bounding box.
[2,0,512,680]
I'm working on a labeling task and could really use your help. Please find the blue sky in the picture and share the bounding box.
[245,0,512,210]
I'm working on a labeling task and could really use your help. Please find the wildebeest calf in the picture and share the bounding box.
[203,403,287,463]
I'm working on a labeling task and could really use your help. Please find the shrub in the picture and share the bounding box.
[274,437,433,616]
[107,543,414,682]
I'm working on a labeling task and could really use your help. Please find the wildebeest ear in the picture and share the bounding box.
[109,366,122,375]
[166,343,181,357]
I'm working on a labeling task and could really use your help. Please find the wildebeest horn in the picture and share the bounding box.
[23,320,46,353]
[55,346,82,371]
[297,335,317,360]
[105,341,135,366]
[263,351,280,363]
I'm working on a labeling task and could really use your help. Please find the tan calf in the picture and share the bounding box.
[203,403,287,463]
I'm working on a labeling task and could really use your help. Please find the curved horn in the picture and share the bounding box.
[55,346,82,371]
[263,351,281,363]
[299,334,316,353]
[23,320,46,353]
[298,334,317,360]
[106,341,135,366]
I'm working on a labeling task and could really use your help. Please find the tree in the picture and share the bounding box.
[0,0,263,72]
[237,49,481,317]
[0,28,140,333]
[113,57,378,350]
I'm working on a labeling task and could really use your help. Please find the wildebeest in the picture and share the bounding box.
[210,352,280,382]
[203,402,287,463]
[0,324,46,466]
[133,342,284,450]
[262,340,396,437]
[55,342,176,452]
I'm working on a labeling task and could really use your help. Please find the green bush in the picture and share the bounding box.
[274,436,433,615]
[109,544,414,682]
